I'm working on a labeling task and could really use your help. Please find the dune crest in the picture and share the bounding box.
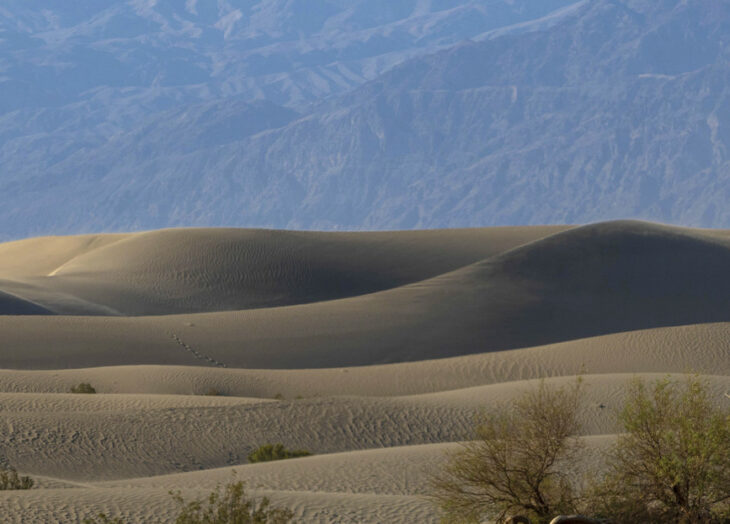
[0,226,566,315]
[0,221,729,369]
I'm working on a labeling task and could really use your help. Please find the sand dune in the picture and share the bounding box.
[1,221,728,522]
[0,289,53,315]
[0,222,729,368]
[0,226,566,315]
[0,486,439,524]
[2,374,728,482]
[0,322,728,394]
[0,233,130,278]
[100,436,617,495]
[0,389,669,524]
[0,434,681,523]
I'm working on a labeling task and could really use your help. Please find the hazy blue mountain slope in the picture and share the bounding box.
[1,0,729,237]
[0,0,583,238]
[0,0,576,117]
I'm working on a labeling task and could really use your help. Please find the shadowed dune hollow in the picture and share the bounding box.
[0,220,728,523]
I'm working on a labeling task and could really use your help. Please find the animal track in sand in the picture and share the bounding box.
[169,333,227,368]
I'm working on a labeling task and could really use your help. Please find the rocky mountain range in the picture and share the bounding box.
[1,0,728,238]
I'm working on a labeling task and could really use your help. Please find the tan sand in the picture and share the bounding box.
[0,322,728,396]
[0,226,567,315]
[1,221,729,369]
[0,486,439,524]
[1,374,728,482]
[0,221,727,522]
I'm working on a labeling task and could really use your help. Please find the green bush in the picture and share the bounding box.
[70,382,96,394]
[82,514,124,524]
[82,480,293,524]
[591,376,730,523]
[0,468,33,490]
[428,375,730,524]
[428,379,584,524]
[247,443,311,464]
[172,480,293,524]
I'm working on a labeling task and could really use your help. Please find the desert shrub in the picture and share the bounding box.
[273,393,284,400]
[70,382,96,394]
[0,468,33,490]
[81,481,293,524]
[82,514,124,524]
[172,480,293,523]
[247,443,311,464]
[205,388,221,396]
[591,376,730,523]
[428,379,584,524]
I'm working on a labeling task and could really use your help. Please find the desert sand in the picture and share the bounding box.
[0,220,728,522]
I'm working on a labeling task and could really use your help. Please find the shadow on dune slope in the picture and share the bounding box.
[0,226,565,315]
[460,219,730,347]
[0,290,54,315]
[168,220,730,367]
[0,220,728,369]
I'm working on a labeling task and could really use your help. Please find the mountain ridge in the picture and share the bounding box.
[1,0,729,237]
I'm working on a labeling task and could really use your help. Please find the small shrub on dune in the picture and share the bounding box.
[70,382,96,394]
[82,480,293,523]
[0,467,33,490]
[247,443,311,463]
[82,514,124,524]
[172,480,293,523]
[205,388,222,396]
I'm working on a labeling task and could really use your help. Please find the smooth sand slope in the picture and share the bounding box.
[0,322,728,396]
[0,226,567,315]
[0,221,728,522]
[1,221,729,368]
[0,289,53,315]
